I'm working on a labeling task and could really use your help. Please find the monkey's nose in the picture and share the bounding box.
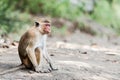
[44,27,51,33]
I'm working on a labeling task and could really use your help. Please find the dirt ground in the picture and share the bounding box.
[0,31,120,80]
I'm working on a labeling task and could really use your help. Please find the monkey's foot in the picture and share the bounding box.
[35,66,42,73]
[40,69,51,73]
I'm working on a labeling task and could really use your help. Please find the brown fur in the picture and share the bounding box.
[18,27,40,69]
[35,48,40,65]
[18,18,50,71]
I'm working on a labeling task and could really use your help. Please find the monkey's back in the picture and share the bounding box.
[18,27,36,57]
[18,27,37,68]
[18,32,29,57]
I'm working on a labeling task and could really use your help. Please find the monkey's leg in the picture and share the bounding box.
[22,56,33,69]
[27,47,40,72]
[19,52,33,69]
[35,48,40,65]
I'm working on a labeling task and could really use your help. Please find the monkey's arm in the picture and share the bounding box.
[42,35,52,63]
[42,35,58,70]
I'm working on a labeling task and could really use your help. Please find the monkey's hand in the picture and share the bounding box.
[35,66,58,73]
[34,66,50,73]
[35,66,51,73]
[51,67,58,71]
[49,65,58,71]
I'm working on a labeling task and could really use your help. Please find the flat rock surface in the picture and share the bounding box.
[0,31,120,80]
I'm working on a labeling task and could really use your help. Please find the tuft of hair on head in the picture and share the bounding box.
[43,19,50,23]
[40,17,51,23]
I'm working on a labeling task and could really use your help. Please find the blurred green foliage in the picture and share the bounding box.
[0,0,30,34]
[52,25,67,35]
[19,0,82,19]
[0,0,120,34]
[91,0,120,33]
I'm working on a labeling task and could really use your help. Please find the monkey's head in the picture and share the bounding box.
[35,18,51,34]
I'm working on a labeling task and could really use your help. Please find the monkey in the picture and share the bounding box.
[19,18,58,72]
[0,18,57,75]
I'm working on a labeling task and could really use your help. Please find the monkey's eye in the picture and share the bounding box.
[35,22,40,27]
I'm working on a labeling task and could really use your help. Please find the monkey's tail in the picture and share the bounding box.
[0,65,25,75]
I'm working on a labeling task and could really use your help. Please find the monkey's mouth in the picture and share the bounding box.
[44,28,51,34]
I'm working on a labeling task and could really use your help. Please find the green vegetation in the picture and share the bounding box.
[91,0,120,33]
[0,0,30,34]
[52,26,67,35]
[0,0,120,35]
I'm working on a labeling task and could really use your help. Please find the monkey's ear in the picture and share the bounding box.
[35,22,40,27]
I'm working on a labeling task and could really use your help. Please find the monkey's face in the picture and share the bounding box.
[35,21,51,34]
[42,23,51,34]
[35,18,51,34]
